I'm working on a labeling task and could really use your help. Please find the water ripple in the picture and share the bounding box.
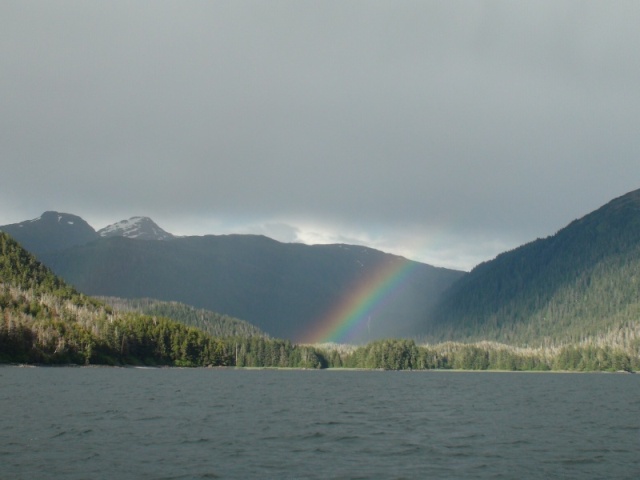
[1,368,639,479]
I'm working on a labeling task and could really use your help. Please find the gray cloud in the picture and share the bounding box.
[2,1,640,270]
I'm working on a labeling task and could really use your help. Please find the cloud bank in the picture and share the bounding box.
[2,1,639,269]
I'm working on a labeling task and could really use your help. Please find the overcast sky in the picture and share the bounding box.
[2,1,639,270]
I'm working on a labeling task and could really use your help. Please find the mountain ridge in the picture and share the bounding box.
[36,234,461,341]
[2,229,638,371]
[1,212,463,342]
[0,211,99,254]
[428,187,640,347]
[3,187,640,351]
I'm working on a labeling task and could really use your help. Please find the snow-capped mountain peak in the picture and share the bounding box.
[98,217,174,241]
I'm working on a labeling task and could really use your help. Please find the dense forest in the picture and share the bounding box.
[1,231,638,371]
[429,189,640,350]
[336,338,638,372]
[0,232,219,365]
[0,232,331,367]
[99,297,266,339]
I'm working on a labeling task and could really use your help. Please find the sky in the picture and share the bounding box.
[2,1,639,271]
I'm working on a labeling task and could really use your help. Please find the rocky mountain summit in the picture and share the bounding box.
[0,211,99,254]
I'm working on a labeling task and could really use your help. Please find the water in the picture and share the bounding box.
[1,367,639,479]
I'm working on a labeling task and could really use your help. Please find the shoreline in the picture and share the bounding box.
[1,363,634,374]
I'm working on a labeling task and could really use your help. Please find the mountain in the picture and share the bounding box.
[428,188,640,347]
[98,216,174,240]
[0,231,238,366]
[0,211,99,254]
[1,212,463,342]
[0,231,335,368]
[2,230,636,371]
[24,230,463,342]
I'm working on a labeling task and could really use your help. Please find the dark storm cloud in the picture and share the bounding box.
[2,1,640,269]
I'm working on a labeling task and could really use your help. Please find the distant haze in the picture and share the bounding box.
[2,1,639,270]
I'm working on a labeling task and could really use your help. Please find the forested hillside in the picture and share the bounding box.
[429,188,640,349]
[0,232,231,365]
[100,297,266,338]
[0,233,332,367]
[337,338,638,372]
[2,212,465,342]
[2,232,637,371]
[36,234,462,341]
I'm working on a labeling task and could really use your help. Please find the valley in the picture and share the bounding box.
[2,188,640,371]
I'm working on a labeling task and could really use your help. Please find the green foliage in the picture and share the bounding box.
[430,189,640,349]
[2,230,639,372]
[0,233,104,310]
[0,232,332,368]
[337,341,549,371]
[97,314,232,366]
[100,297,265,339]
[552,345,638,372]
[342,339,420,370]
[0,232,232,367]
[331,340,639,372]
[225,336,328,369]
[0,299,234,367]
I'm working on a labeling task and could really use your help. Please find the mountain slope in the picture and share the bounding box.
[100,296,266,338]
[429,188,640,346]
[98,216,174,240]
[0,231,237,365]
[0,211,99,254]
[37,234,463,342]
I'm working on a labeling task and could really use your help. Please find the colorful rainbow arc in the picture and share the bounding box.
[300,257,420,344]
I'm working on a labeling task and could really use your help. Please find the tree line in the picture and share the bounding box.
[336,338,638,372]
[3,300,638,370]
[1,232,638,371]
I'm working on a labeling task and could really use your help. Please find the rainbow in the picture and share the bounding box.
[300,257,420,344]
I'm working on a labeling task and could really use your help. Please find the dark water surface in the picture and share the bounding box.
[1,367,639,479]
